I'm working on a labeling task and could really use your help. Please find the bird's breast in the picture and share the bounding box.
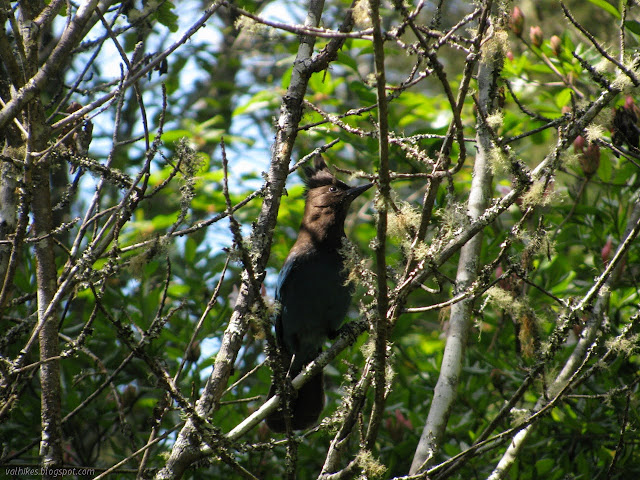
[275,249,353,359]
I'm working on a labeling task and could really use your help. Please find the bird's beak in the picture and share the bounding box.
[346,182,374,201]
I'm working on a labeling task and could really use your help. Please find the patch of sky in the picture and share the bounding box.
[60,1,312,372]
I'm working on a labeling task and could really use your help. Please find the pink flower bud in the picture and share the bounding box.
[510,7,525,37]
[579,142,600,177]
[601,236,613,265]
[550,35,562,56]
[529,25,543,48]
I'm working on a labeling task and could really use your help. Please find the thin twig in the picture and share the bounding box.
[562,2,638,86]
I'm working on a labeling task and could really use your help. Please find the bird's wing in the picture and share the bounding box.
[274,255,297,350]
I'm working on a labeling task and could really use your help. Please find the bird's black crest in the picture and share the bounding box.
[303,155,349,191]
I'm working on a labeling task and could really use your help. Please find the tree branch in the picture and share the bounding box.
[156,1,350,477]
[486,198,640,479]
[364,0,391,451]
[410,21,500,472]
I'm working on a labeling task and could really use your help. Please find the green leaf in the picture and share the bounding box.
[418,334,445,355]
[151,213,179,230]
[587,0,620,19]
[185,237,197,263]
[336,51,358,73]
[348,81,377,104]
[535,458,555,475]
[624,20,640,35]
[161,129,193,143]
[168,283,190,297]
[555,88,573,109]
[549,271,577,296]
[144,260,159,277]
[598,153,613,182]
[156,1,179,32]
[233,90,280,116]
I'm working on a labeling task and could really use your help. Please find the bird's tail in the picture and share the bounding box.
[265,370,324,433]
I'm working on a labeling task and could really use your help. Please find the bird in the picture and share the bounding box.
[265,155,372,432]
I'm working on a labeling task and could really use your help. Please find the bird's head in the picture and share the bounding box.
[303,155,372,212]
[299,155,372,245]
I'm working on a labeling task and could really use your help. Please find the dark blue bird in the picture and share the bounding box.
[266,155,372,432]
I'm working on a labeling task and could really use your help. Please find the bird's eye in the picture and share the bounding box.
[329,186,338,193]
